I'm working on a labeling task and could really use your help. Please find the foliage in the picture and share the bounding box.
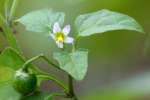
[0,0,144,99]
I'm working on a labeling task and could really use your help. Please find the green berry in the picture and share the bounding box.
[13,69,37,95]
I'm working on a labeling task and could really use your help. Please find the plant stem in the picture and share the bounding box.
[9,0,19,24]
[22,54,60,70]
[68,75,78,100]
[22,54,69,94]
[68,75,74,96]
[0,13,21,53]
[74,36,80,49]
[4,0,10,23]
[68,37,80,100]
[0,11,6,23]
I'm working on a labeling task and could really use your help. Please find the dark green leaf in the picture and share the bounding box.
[75,9,144,37]
[53,49,88,80]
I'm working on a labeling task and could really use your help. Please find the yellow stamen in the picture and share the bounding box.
[55,32,65,42]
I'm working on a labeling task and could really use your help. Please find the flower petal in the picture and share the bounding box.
[50,34,55,40]
[64,37,74,44]
[62,25,71,35]
[56,41,63,48]
[53,22,61,33]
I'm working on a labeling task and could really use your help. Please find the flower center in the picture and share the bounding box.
[55,32,65,42]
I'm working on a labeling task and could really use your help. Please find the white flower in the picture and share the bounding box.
[50,22,74,48]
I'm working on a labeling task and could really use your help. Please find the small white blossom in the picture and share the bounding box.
[50,22,74,48]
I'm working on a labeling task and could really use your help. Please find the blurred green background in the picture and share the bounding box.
[1,0,150,100]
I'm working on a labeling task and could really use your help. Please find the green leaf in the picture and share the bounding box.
[0,47,25,84]
[0,84,21,100]
[0,47,42,84]
[17,9,65,33]
[53,49,88,81]
[0,47,25,70]
[0,66,14,84]
[0,48,51,99]
[75,9,144,37]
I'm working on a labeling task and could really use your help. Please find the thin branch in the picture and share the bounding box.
[22,54,60,70]
[9,0,19,23]
[0,12,21,53]
[68,75,78,100]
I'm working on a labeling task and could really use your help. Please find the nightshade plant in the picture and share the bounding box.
[0,0,144,100]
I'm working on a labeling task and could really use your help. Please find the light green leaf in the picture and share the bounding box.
[53,49,88,81]
[17,9,65,33]
[0,47,42,84]
[0,47,25,84]
[0,84,21,100]
[0,47,25,70]
[0,48,50,99]
[75,9,144,37]
[0,66,14,84]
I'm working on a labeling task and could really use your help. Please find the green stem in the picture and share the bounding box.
[0,13,21,53]
[22,54,69,94]
[31,64,69,94]
[4,0,10,23]
[68,75,78,100]
[68,36,80,100]
[37,75,68,94]
[74,36,80,49]
[0,12,6,25]
[0,17,5,36]
[22,54,60,70]
[31,65,50,75]
[68,75,74,96]
[29,63,68,92]
[9,0,19,24]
